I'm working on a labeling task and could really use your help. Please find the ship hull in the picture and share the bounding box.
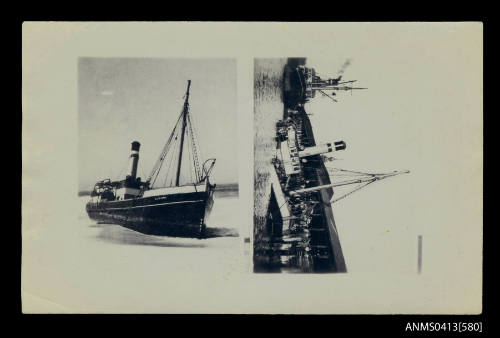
[86,190,214,238]
[283,58,307,106]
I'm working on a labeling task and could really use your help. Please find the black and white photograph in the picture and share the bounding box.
[22,22,482,314]
[253,32,481,278]
[79,58,239,240]
[76,57,246,276]
[253,58,410,273]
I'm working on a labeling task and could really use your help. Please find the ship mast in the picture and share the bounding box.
[146,80,207,189]
[175,80,191,187]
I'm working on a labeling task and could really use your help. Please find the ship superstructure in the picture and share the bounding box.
[266,103,349,271]
[297,65,367,103]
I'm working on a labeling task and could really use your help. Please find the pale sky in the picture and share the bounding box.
[302,26,482,276]
[78,58,237,190]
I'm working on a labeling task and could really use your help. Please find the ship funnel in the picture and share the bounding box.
[128,141,141,179]
[333,141,346,151]
[298,141,347,158]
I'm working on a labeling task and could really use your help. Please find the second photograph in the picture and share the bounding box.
[253,57,408,273]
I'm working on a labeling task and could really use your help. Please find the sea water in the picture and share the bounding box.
[253,58,288,272]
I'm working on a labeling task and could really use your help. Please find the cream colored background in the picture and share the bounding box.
[22,22,482,313]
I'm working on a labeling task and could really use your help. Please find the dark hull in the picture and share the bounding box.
[283,59,307,107]
[86,190,214,238]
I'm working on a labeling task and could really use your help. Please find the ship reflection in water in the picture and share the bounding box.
[254,58,308,273]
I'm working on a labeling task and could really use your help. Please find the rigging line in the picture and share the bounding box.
[150,129,176,185]
[189,129,196,183]
[278,199,288,211]
[155,115,183,187]
[318,89,338,102]
[187,113,202,180]
[189,126,199,182]
[329,172,371,177]
[328,172,371,177]
[330,180,376,204]
[162,145,173,188]
[150,123,175,178]
[330,176,375,181]
[329,174,371,178]
[329,174,372,180]
[153,139,170,187]
[155,127,178,188]
[328,168,385,177]
[163,130,180,187]
[327,168,367,174]
[191,126,201,182]
[192,112,204,165]
[147,111,184,183]
[190,109,201,154]
[162,147,174,187]
[190,114,201,179]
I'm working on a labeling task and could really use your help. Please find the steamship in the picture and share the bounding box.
[86,80,216,238]
[284,63,367,105]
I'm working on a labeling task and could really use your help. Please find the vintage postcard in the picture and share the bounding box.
[22,22,482,314]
